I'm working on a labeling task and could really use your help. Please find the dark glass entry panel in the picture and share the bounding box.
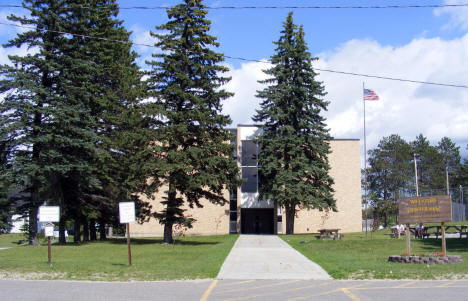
[241,208,274,234]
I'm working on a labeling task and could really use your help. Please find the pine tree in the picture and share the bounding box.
[0,0,74,245]
[146,0,241,243]
[411,134,445,192]
[366,134,413,226]
[79,0,152,241]
[0,127,14,233]
[54,0,152,243]
[1,0,149,243]
[253,12,335,234]
[437,137,461,192]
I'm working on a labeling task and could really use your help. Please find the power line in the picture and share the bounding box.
[1,20,467,89]
[2,3,468,10]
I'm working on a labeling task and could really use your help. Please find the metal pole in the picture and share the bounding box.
[446,166,450,196]
[414,153,419,197]
[363,82,368,237]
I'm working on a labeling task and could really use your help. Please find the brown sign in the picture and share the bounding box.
[398,195,452,224]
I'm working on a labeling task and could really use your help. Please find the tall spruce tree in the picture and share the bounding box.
[0,128,14,233]
[0,0,74,245]
[253,12,336,234]
[146,0,241,243]
[79,0,152,241]
[1,0,149,243]
[53,0,151,243]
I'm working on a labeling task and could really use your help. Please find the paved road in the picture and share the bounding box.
[2,279,468,301]
[217,235,331,280]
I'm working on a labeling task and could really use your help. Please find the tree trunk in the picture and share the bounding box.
[99,219,107,240]
[163,222,174,244]
[59,218,66,244]
[28,204,39,246]
[89,218,97,241]
[82,217,89,242]
[163,188,176,244]
[73,219,81,243]
[285,204,295,235]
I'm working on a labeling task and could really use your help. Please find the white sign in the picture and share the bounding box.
[39,206,60,222]
[119,202,135,224]
[44,225,54,237]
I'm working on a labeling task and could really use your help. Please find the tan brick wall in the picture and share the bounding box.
[130,139,362,236]
[283,140,362,234]
[130,188,230,236]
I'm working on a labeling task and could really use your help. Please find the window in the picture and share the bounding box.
[241,167,257,193]
[230,211,237,221]
[229,199,237,211]
[241,140,257,166]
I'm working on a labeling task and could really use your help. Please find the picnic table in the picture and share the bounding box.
[417,225,468,239]
[316,228,342,240]
[402,225,468,239]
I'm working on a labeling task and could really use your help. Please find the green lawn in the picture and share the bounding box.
[0,233,28,248]
[281,230,468,280]
[0,234,238,281]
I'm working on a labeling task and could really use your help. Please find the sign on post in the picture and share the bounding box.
[44,223,54,237]
[398,195,452,224]
[119,202,135,266]
[39,206,60,264]
[39,206,60,222]
[398,195,452,255]
[119,202,136,224]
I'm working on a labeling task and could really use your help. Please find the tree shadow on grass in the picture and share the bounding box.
[48,238,220,246]
[105,238,219,246]
[415,238,468,253]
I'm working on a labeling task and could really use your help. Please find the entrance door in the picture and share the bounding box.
[241,208,274,234]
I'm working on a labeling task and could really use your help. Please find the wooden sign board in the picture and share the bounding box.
[398,195,452,224]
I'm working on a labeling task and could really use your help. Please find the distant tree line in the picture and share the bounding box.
[364,134,468,227]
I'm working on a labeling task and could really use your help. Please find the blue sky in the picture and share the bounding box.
[1,0,468,162]
[110,0,466,67]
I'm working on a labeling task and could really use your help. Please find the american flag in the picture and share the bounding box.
[363,89,379,101]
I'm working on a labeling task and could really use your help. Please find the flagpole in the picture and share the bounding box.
[363,82,368,238]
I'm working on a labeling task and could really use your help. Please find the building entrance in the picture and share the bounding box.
[241,208,274,234]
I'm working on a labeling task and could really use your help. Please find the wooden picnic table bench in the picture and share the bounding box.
[409,225,468,239]
[316,228,342,240]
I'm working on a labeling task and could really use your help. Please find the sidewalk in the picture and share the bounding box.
[216,235,331,280]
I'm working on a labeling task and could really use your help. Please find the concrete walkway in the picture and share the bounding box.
[217,235,331,280]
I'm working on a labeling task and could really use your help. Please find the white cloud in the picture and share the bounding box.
[130,24,156,51]
[0,44,34,65]
[129,24,158,67]
[222,34,468,162]
[222,60,270,126]
[434,0,468,30]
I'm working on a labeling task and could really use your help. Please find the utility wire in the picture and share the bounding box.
[1,3,468,9]
[1,20,467,89]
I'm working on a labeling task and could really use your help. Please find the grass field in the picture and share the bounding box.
[0,234,238,281]
[0,233,28,248]
[282,230,468,280]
